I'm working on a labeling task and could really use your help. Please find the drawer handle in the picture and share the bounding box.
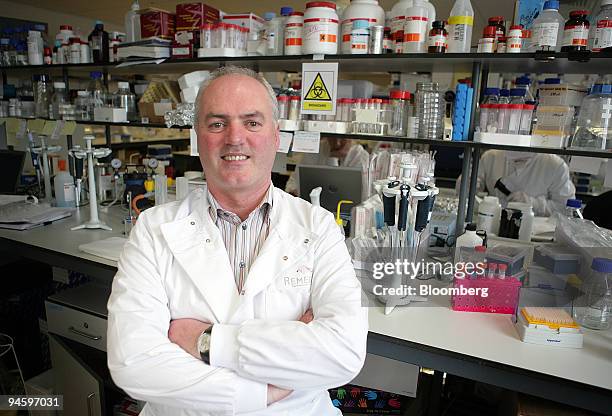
[87,392,96,416]
[69,326,102,341]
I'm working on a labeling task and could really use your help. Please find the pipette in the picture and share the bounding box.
[26,131,42,194]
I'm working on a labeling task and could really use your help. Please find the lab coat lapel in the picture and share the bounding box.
[160,194,240,324]
[240,190,311,300]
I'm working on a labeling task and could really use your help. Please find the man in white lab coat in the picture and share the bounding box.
[106,66,368,415]
[474,150,576,217]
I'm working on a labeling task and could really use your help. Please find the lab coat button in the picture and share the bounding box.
[205,238,211,243]
[239,261,246,268]
[190,221,196,225]
[242,224,247,230]
[304,239,309,244]
[282,256,288,261]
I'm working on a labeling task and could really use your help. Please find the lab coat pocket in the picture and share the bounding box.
[265,262,313,320]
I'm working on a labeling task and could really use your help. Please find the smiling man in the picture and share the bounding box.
[107,66,368,416]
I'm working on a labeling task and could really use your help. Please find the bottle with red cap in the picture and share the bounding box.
[487,16,506,50]
[562,10,590,52]
[507,25,523,53]
[427,20,447,53]
[477,26,496,52]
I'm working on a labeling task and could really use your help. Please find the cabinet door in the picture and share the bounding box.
[49,335,102,416]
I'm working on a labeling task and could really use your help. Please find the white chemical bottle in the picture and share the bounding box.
[590,0,612,52]
[447,0,474,53]
[124,0,141,43]
[477,196,501,236]
[403,0,429,53]
[390,0,436,53]
[340,0,386,54]
[530,0,564,52]
[54,160,76,208]
[454,223,483,264]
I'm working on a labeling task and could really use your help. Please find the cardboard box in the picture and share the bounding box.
[176,2,219,30]
[140,8,176,40]
[138,102,177,124]
[222,13,265,40]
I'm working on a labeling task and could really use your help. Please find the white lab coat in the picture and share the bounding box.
[475,150,575,216]
[107,186,368,416]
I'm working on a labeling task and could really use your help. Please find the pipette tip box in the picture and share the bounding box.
[514,307,583,348]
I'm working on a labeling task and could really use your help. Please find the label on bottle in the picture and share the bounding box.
[285,23,303,43]
[507,37,522,52]
[64,182,75,202]
[496,42,507,53]
[448,15,474,26]
[391,15,405,43]
[593,19,612,51]
[350,31,369,53]
[532,22,559,48]
[91,35,102,51]
[403,15,428,43]
[428,34,447,48]
[477,38,494,53]
[341,18,375,46]
[562,25,589,47]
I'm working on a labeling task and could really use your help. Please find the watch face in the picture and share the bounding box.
[198,331,211,353]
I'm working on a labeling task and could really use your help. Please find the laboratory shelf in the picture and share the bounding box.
[2,52,612,75]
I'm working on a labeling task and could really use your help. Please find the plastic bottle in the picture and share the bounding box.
[75,90,92,121]
[114,82,138,121]
[340,0,386,54]
[571,80,612,150]
[530,0,564,52]
[507,202,534,242]
[507,25,523,53]
[477,26,496,53]
[403,0,429,53]
[574,257,612,330]
[33,74,51,118]
[454,223,483,264]
[590,0,612,52]
[303,2,339,55]
[49,82,68,120]
[263,12,279,55]
[477,196,501,235]
[54,160,75,208]
[447,0,474,53]
[125,0,141,43]
[515,76,535,101]
[27,30,43,65]
[507,88,526,134]
[561,10,590,52]
[284,12,304,55]
[390,0,436,53]
[88,20,109,63]
[488,16,506,47]
[427,20,447,53]
[389,89,408,136]
[479,88,499,133]
[88,71,108,114]
[565,198,584,218]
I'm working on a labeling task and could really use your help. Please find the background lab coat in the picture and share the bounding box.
[107,186,368,416]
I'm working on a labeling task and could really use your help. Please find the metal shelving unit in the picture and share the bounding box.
[3,52,611,231]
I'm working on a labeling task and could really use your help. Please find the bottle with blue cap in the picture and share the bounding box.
[530,0,564,52]
[571,75,612,150]
[565,198,583,218]
[573,257,612,330]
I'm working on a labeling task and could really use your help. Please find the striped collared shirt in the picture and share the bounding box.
[207,186,273,294]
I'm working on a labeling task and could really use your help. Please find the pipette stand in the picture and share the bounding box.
[30,135,62,203]
[71,135,113,231]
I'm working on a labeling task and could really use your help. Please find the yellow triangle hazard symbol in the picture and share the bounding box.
[305,73,332,101]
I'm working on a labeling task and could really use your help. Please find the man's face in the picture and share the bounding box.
[196,74,280,194]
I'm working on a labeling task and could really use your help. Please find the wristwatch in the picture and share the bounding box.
[197,325,213,364]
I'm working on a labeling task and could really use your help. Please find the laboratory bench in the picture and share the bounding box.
[0,205,611,415]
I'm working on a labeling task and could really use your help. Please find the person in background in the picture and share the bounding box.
[466,149,575,217]
[107,66,368,416]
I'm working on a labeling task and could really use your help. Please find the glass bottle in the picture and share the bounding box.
[113,81,137,121]
[33,74,51,118]
[50,82,68,120]
[88,20,110,63]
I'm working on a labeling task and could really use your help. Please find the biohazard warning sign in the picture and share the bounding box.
[301,62,338,115]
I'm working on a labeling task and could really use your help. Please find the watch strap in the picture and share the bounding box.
[200,325,213,364]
